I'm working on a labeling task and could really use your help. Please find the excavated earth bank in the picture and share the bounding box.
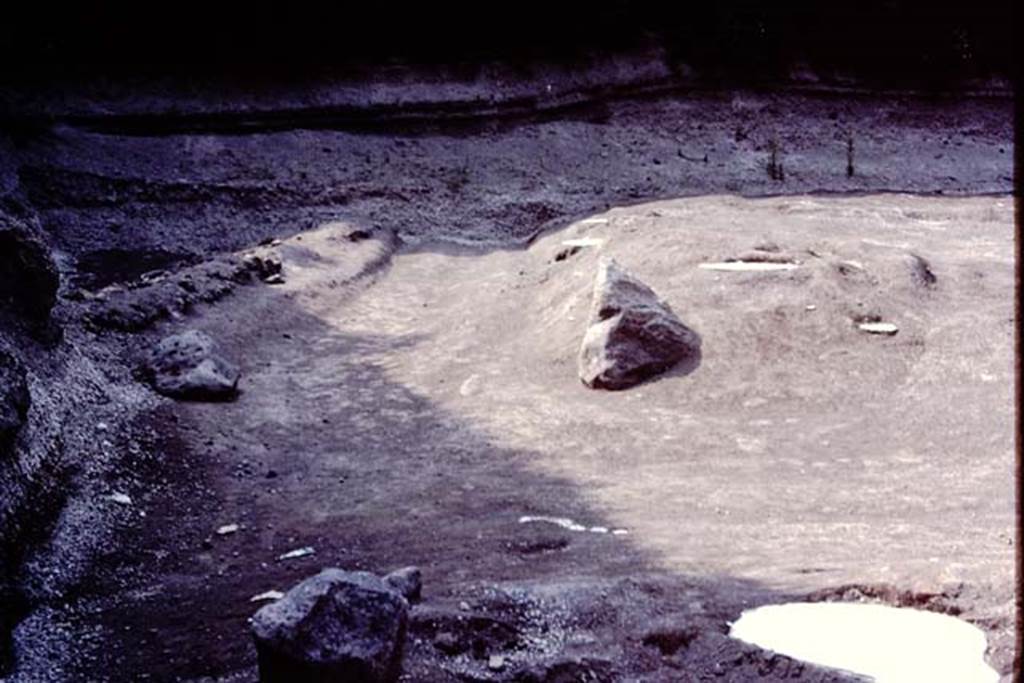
[0,70,1016,682]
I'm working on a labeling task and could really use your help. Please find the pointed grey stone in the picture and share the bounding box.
[578,259,700,390]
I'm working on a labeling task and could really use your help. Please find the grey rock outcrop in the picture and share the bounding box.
[0,224,59,322]
[0,351,30,453]
[578,259,700,390]
[140,330,240,401]
[251,568,409,683]
[83,250,282,332]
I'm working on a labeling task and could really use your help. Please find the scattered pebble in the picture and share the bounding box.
[488,654,506,671]
[458,601,471,611]
[250,590,285,603]
[805,304,817,311]
[216,524,239,536]
[277,546,315,561]
[106,492,132,506]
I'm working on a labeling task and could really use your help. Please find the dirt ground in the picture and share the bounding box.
[0,86,1016,682]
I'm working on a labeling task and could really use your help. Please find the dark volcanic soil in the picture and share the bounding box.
[0,81,1016,683]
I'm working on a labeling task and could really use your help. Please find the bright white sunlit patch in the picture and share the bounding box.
[729,602,998,683]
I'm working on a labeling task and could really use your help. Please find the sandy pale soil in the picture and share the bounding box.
[11,193,1012,682]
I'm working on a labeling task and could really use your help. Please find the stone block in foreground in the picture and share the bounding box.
[141,330,240,401]
[251,568,409,683]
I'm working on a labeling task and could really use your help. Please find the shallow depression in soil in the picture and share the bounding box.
[729,602,999,683]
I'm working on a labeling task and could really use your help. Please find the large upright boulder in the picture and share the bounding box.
[140,330,240,401]
[251,569,409,683]
[578,259,700,390]
[0,224,59,322]
[0,350,30,453]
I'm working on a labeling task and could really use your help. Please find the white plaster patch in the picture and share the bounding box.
[729,602,998,683]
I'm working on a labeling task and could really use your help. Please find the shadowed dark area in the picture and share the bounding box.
[1,1,1014,87]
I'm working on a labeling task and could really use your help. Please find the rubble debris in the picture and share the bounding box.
[84,248,282,332]
[241,250,283,282]
[411,606,520,659]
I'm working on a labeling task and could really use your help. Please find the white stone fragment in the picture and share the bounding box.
[277,546,315,561]
[698,261,799,272]
[858,322,899,335]
[250,590,285,603]
[561,237,605,248]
